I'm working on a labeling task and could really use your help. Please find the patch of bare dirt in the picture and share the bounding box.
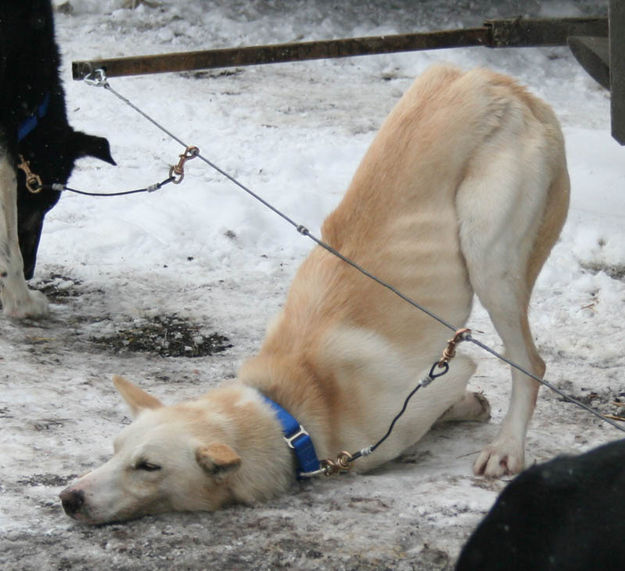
[89,314,232,358]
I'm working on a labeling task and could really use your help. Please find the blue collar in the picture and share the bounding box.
[260,394,321,479]
[18,92,51,142]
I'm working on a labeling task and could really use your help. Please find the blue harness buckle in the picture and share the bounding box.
[284,425,310,449]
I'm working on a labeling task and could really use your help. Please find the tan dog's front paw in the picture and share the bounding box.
[473,437,525,477]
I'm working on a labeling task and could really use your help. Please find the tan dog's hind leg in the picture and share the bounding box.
[438,391,491,423]
[0,155,48,318]
[456,112,569,476]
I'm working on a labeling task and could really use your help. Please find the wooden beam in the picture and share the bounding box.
[72,17,607,80]
[486,17,607,47]
[72,28,489,80]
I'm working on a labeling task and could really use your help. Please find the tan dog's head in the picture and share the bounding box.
[59,376,243,524]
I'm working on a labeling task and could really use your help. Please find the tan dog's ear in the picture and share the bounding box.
[196,443,241,482]
[112,375,163,417]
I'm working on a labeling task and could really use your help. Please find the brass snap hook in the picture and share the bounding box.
[17,155,43,194]
[169,145,199,184]
[437,328,471,368]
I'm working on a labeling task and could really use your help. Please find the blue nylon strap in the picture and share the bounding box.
[18,93,50,142]
[260,394,321,478]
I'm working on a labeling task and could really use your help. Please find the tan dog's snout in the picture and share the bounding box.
[59,487,85,518]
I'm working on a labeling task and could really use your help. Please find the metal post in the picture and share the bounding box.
[610,0,625,144]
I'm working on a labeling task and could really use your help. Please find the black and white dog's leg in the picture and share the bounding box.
[0,152,48,318]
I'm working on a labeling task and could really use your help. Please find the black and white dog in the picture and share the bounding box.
[456,439,625,570]
[0,0,115,318]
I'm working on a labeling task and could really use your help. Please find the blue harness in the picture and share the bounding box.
[260,394,321,479]
[17,93,50,142]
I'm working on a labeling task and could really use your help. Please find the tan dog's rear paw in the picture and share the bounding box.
[438,391,491,423]
[471,392,491,422]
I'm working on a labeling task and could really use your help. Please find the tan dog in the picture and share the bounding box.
[60,65,569,524]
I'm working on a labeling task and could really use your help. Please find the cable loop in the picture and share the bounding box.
[83,68,109,88]
[428,361,448,381]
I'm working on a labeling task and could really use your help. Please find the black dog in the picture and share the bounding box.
[0,0,115,318]
[456,438,625,571]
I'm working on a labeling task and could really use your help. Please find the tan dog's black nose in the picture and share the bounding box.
[59,488,85,517]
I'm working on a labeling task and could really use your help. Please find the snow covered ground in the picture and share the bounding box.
[1,0,623,569]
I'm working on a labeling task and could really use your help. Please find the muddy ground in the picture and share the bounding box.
[2,271,622,570]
